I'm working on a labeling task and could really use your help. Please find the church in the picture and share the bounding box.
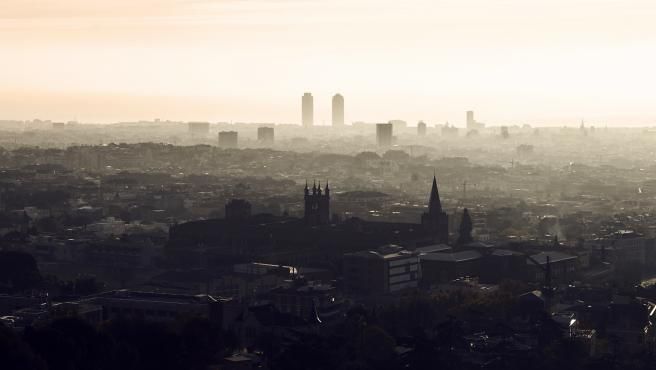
[167,175,450,267]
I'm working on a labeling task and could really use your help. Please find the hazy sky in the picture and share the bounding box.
[1,0,656,126]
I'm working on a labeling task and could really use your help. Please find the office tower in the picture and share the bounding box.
[417,121,427,136]
[466,111,475,129]
[332,94,344,126]
[376,123,393,147]
[466,111,485,130]
[302,93,314,127]
[188,121,210,135]
[389,120,407,131]
[218,131,238,148]
[257,126,275,144]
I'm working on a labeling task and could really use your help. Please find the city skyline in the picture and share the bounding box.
[1,0,656,125]
[2,2,656,369]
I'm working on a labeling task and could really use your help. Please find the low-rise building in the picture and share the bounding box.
[343,245,419,295]
[86,290,239,329]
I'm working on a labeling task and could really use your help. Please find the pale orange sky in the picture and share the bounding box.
[1,0,656,126]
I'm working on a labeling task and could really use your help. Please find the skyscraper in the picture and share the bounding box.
[332,94,344,126]
[466,111,475,129]
[376,123,393,147]
[302,93,314,127]
[466,110,485,130]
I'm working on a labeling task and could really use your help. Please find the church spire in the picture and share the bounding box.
[428,175,442,214]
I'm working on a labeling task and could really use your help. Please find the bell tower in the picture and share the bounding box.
[304,180,330,226]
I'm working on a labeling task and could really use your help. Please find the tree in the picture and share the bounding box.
[382,150,410,162]
[0,251,42,293]
[355,151,380,162]
[0,324,45,370]
[358,326,397,370]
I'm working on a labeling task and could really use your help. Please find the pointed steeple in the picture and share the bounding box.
[428,175,442,214]
[304,180,309,196]
[312,180,317,195]
[325,180,330,197]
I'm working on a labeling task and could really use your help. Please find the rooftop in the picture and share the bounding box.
[420,250,482,263]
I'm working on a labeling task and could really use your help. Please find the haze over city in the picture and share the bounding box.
[2,0,656,125]
[5,2,656,370]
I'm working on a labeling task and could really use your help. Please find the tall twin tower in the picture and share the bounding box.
[302,93,344,127]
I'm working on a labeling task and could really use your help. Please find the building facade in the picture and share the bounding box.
[376,123,393,147]
[218,131,238,148]
[343,245,419,295]
[257,126,274,144]
[302,93,314,127]
[332,94,344,127]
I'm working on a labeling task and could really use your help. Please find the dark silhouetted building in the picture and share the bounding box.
[302,93,314,127]
[343,245,419,295]
[421,176,449,243]
[376,123,393,147]
[218,131,238,148]
[86,290,237,328]
[257,126,274,144]
[168,172,449,267]
[420,250,482,284]
[304,181,330,226]
[332,93,344,127]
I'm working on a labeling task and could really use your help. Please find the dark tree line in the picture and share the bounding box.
[1,317,236,370]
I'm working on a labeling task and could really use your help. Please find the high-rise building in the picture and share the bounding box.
[302,93,314,127]
[376,123,393,147]
[218,131,238,148]
[257,126,274,144]
[466,111,475,128]
[417,121,427,136]
[332,94,344,126]
[466,111,485,130]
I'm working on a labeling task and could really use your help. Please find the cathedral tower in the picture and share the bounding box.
[304,181,330,226]
[421,175,449,243]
